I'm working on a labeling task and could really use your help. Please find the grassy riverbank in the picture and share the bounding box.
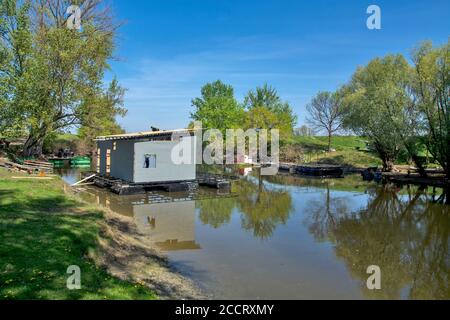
[284,136,382,168]
[0,169,157,300]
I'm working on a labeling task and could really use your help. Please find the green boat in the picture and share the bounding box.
[48,159,66,167]
[70,156,91,166]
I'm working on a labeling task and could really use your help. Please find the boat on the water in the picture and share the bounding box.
[48,156,91,168]
[70,156,91,167]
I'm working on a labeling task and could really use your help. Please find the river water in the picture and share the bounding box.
[59,168,449,300]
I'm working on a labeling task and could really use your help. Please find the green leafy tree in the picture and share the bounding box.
[0,0,124,157]
[190,80,245,133]
[340,55,415,171]
[411,40,450,178]
[78,78,127,153]
[243,84,297,140]
[341,46,449,175]
[0,0,32,139]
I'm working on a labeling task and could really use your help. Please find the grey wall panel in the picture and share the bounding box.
[110,140,134,182]
[133,136,196,183]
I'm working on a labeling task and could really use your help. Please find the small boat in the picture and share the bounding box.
[70,156,91,167]
[296,164,344,178]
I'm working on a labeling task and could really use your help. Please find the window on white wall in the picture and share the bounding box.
[143,154,156,169]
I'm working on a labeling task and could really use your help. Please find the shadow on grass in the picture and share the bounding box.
[0,188,155,300]
[0,190,14,197]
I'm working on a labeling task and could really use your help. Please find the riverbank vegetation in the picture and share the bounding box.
[189,41,448,175]
[0,168,158,300]
[281,136,381,168]
[340,41,449,176]
[190,81,297,140]
[0,0,126,157]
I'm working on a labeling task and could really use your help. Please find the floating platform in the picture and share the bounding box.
[279,163,344,178]
[296,165,344,178]
[197,173,231,189]
[80,173,232,195]
[383,173,449,188]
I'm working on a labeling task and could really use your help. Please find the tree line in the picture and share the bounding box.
[190,81,298,141]
[305,40,449,178]
[0,0,125,157]
[1,0,447,178]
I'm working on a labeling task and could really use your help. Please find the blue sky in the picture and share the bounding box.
[105,0,450,132]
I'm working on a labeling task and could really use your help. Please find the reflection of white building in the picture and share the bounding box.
[80,187,201,251]
[133,201,201,251]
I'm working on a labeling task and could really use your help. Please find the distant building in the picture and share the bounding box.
[95,129,196,184]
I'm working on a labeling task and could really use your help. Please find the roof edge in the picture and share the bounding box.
[94,129,195,142]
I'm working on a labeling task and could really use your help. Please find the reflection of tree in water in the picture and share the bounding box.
[197,197,236,229]
[305,182,351,242]
[236,174,293,240]
[306,184,450,299]
[197,172,293,240]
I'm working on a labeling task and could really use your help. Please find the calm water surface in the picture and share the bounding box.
[59,169,450,300]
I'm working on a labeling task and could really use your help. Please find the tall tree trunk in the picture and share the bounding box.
[375,144,395,172]
[327,132,332,152]
[445,151,450,180]
[22,126,49,158]
[382,159,394,172]
[22,135,45,158]
[411,154,428,178]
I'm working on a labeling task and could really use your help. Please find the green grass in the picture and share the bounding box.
[287,136,381,168]
[292,135,368,151]
[0,169,157,300]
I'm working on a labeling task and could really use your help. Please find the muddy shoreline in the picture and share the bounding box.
[65,186,207,300]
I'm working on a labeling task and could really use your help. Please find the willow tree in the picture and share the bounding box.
[340,57,404,171]
[340,55,426,172]
[412,41,450,178]
[0,0,124,157]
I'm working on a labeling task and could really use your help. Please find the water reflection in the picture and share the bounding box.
[235,177,293,240]
[305,183,450,299]
[134,201,201,251]
[78,187,211,251]
[60,169,449,299]
[197,198,235,229]
[197,175,294,239]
